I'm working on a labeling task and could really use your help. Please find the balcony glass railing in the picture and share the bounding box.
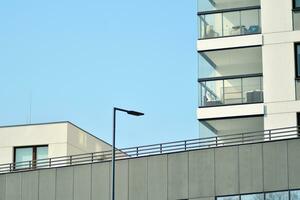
[199,74,263,107]
[198,7,261,39]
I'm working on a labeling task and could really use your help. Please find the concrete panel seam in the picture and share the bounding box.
[37,171,40,200]
[72,167,74,200]
[20,174,22,200]
[188,152,190,199]
[287,141,290,190]
[262,143,265,192]
[238,147,240,194]
[167,154,169,200]
[214,149,216,196]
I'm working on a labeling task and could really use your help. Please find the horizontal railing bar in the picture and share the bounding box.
[0,126,299,174]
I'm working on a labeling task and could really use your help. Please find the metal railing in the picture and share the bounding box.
[0,126,299,174]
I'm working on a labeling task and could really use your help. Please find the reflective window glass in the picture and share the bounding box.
[218,196,239,200]
[266,191,289,200]
[241,193,264,200]
[15,147,33,169]
[291,190,300,200]
[36,146,48,167]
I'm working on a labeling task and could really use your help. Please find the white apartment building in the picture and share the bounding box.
[0,121,112,167]
[197,0,300,137]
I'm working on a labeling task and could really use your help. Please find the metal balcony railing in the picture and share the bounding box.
[0,126,299,174]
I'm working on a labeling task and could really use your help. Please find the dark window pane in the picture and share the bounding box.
[266,191,289,200]
[297,45,300,77]
[291,190,300,200]
[241,193,264,200]
[296,0,300,8]
[15,147,33,169]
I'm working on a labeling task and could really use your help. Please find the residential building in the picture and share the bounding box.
[0,121,112,168]
[197,0,300,137]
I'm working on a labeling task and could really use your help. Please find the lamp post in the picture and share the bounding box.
[111,107,144,200]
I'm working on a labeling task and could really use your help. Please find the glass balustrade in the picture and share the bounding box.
[198,8,261,39]
[199,74,263,107]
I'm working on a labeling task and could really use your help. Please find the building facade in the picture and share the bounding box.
[0,122,112,167]
[197,0,300,137]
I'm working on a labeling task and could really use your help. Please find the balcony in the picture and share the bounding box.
[199,74,263,107]
[198,7,261,39]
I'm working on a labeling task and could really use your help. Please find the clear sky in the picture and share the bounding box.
[0,0,198,148]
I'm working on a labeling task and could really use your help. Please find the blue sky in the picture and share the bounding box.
[0,0,198,148]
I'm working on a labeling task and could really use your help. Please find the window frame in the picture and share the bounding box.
[13,145,48,169]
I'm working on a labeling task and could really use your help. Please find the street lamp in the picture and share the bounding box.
[111,107,144,200]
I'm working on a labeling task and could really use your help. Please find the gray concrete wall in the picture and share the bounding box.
[1,139,300,200]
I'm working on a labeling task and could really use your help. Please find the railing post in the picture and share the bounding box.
[69,156,72,165]
[184,141,187,151]
[215,136,218,146]
[136,147,139,157]
[9,163,12,172]
[29,161,32,169]
[49,158,51,167]
[91,153,94,163]
[160,144,163,154]
[269,130,272,141]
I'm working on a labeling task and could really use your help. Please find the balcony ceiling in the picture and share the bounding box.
[202,46,262,69]
[211,0,260,9]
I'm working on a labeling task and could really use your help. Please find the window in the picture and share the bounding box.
[297,44,300,77]
[14,145,48,169]
[291,190,300,200]
[295,44,300,100]
[217,196,239,200]
[241,194,264,200]
[266,191,289,200]
[217,190,300,200]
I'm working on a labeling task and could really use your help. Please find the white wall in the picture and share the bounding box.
[0,122,112,165]
[0,123,68,164]
[261,0,300,129]
[261,0,293,33]
[66,123,112,155]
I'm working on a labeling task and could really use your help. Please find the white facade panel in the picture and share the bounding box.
[197,34,263,51]
[197,103,264,120]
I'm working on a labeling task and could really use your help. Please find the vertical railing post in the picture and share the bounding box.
[136,147,139,157]
[91,153,94,163]
[49,158,52,168]
[29,161,32,169]
[215,136,218,146]
[69,156,72,165]
[9,163,12,172]
[160,144,163,154]
[184,141,187,151]
[269,130,272,141]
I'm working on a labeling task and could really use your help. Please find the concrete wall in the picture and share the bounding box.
[1,138,300,200]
